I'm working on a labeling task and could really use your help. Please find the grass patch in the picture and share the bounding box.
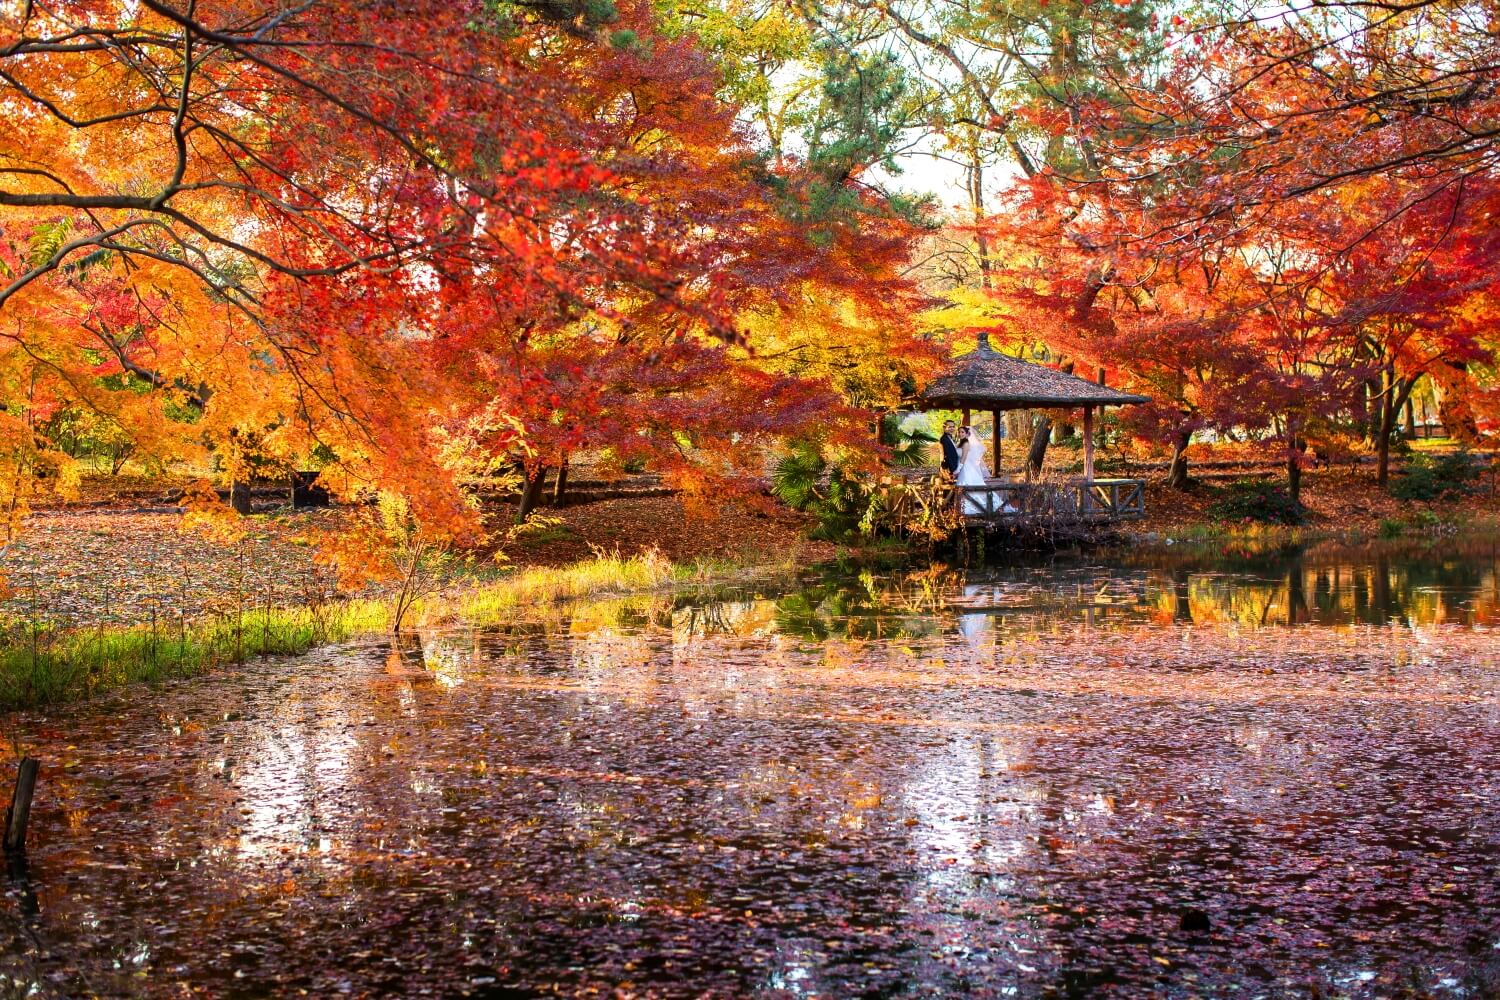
[443,551,675,625]
[1158,521,1317,546]
[514,524,582,546]
[0,552,683,711]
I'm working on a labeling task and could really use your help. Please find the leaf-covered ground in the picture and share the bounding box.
[0,558,1496,998]
[0,510,343,631]
[493,494,836,568]
[1130,467,1500,537]
[0,490,832,631]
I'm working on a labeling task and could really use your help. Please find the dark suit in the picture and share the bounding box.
[940,432,960,475]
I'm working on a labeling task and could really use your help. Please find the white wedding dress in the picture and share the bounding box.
[957,438,997,515]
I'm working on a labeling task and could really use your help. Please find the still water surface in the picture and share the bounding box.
[1,538,1497,998]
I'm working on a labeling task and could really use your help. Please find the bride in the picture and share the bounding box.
[956,425,1012,515]
[956,425,993,515]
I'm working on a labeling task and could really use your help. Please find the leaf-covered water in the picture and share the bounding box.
[2,539,1498,998]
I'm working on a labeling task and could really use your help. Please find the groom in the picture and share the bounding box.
[939,420,960,477]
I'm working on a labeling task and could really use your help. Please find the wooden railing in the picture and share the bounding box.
[955,478,1146,523]
[1406,422,1448,440]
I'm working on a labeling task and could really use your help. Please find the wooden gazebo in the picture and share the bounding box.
[912,332,1150,523]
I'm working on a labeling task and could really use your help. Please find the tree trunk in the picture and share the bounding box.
[516,467,548,523]
[229,479,253,515]
[1403,395,1416,438]
[551,457,570,507]
[1377,372,1419,487]
[968,147,991,289]
[1287,430,1303,507]
[1290,440,1302,503]
[1376,368,1396,487]
[1026,417,1052,476]
[1166,429,1193,489]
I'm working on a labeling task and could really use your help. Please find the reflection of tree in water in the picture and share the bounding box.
[678,599,752,637]
[8,543,1500,996]
[1172,567,1193,624]
[770,576,949,642]
[664,540,1498,641]
[1141,539,1500,629]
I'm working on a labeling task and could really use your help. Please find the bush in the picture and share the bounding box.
[1389,449,1484,502]
[771,444,868,540]
[771,439,953,543]
[1206,480,1306,525]
[1377,517,1404,539]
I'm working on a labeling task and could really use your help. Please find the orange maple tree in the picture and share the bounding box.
[0,0,930,563]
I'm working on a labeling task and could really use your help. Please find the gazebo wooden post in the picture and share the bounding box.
[1082,405,1096,482]
[962,407,971,430]
[992,409,1001,478]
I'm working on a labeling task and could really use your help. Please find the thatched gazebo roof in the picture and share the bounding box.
[915,332,1149,410]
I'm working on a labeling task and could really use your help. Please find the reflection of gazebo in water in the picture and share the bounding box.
[910,332,1150,524]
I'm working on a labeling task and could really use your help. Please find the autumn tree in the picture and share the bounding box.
[1,0,932,557]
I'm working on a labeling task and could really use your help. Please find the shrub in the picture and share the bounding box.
[1377,517,1404,539]
[1206,479,1306,525]
[771,444,868,540]
[1389,449,1484,502]
[1409,508,1442,529]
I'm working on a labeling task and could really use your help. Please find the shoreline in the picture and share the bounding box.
[0,549,813,713]
[3,461,1497,711]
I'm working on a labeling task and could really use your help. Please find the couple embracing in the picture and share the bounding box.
[940,419,1011,515]
[940,420,989,492]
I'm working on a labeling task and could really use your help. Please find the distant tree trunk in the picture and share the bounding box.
[1377,371,1419,487]
[1027,417,1052,476]
[516,467,548,523]
[1376,366,1395,487]
[230,479,253,515]
[1286,422,1303,507]
[1403,394,1416,438]
[1166,429,1193,489]
[1434,360,1481,442]
[968,147,991,289]
[1053,362,1076,442]
[551,457,570,507]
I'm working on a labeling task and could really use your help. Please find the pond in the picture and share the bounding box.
[1,537,1497,998]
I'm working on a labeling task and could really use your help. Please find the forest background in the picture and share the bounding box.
[1,0,1498,598]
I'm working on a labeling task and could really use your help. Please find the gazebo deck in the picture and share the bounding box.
[954,476,1146,524]
[895,468,1147,526]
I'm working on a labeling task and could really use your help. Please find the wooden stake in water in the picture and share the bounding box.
[4,757,39,853]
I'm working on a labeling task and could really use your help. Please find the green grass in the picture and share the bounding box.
[0,552,684,711]
[1154,521,1318,546]
[444,551,676,625]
